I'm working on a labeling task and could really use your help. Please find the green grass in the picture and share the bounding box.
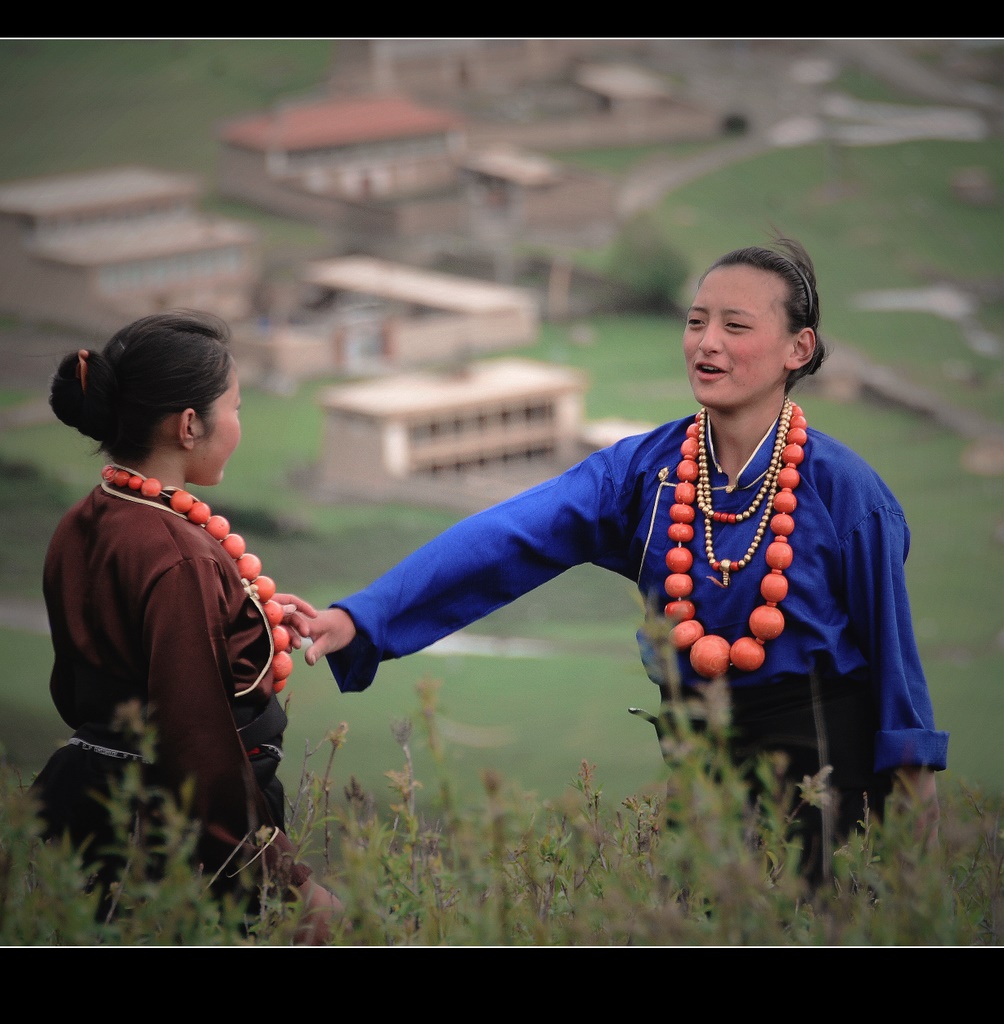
[649,141,1004,290]
[0,40,340,180]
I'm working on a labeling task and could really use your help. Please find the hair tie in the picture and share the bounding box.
[76,350,90,394]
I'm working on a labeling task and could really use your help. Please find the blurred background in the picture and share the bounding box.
[1,38,1001,815]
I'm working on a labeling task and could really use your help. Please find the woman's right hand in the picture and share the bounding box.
[303,607,357,666]
[294,879,344,945]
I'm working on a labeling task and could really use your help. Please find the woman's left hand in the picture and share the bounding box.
[894,765,940,848]
[274,592,318,649]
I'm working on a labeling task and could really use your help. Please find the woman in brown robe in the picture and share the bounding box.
[32,310,338,941]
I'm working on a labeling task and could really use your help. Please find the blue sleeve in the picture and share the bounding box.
[326,449,636,693]
[842,504,949,772]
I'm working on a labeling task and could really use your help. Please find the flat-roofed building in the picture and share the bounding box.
[238,255,539,387]
[458,144,617,246]
[573,62,677,114]
[0,165,260,334]
[316,356,587,511]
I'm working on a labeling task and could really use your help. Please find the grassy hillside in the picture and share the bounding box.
[0,40,342,180]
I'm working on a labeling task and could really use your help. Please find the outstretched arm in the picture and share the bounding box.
[299,445,643,692]
[304,607,357,666]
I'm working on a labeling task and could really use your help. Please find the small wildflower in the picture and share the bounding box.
[798,765,834,810]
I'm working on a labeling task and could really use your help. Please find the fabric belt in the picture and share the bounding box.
[67,694,287,767]
[68,725,147,763]
[239,692,290,757]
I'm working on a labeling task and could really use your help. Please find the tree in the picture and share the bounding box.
[605,212,689,314]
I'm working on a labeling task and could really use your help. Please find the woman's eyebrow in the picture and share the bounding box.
[688,304,756,317]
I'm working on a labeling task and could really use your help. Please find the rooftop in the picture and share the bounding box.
[320,357,587,417]
[458,145,562,187]
[573,63,674,102]
[220,94,465,152]
[302,256,536,314]
[31,217,257,266]
[0,166,201,217]
[579,417,656,449]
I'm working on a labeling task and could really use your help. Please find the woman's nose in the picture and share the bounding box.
[697,325,723,352]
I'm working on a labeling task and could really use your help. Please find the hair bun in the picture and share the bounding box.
[49,350,117,442]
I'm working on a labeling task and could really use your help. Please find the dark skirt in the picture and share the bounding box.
[31,726,152,911]
[31,696,289,910]
[682,674,892,884]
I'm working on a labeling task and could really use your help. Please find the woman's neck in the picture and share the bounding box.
[112,451,189,491]
[705,403,785,487]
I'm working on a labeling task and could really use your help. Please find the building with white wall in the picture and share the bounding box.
[316,356,588,511]
[0,165,260,334]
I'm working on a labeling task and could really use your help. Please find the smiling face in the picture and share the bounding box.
[684,264,815,422]
[186,371,241,488]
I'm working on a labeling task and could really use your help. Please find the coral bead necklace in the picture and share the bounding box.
[664,398,807,679]
[100,464,295,694]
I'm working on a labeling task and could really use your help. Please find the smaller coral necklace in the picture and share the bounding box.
[664,399,807,679]
[100,464,295,694]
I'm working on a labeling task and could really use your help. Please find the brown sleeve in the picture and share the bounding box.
[142,556,310,888]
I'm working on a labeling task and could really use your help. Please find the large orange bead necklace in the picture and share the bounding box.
[100,464,295,693]
[695,399,793,587]
[664,399,807,679]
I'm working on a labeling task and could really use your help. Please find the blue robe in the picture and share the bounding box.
[324,413,948,774]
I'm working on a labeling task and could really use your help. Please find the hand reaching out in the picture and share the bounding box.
[274,592,317,649]
[303,607,357,666]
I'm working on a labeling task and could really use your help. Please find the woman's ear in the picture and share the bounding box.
[177,408,203,450]
[786,327,816,371]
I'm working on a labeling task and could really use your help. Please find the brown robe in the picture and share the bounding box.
[36,482,310,892]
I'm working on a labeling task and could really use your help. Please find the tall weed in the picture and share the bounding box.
[2,652,999,945]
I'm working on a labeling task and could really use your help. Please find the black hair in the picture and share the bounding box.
[49,310,234,464]
[702,236,826,391]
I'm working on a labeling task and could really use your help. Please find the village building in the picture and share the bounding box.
[315,356,589,512]
[0,165,260,335]
[216,94,468,237]
[235,254,540,388]
[216,92,620,248]
[327,41,727,148]
[463,60,723,153]
[572,62,677,116]
[328,39,666,104]
[457,145,617,247]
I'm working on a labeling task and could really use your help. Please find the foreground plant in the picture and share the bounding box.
[2,671,1000,945]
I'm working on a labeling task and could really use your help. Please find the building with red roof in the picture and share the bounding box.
[217,94,467,231]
